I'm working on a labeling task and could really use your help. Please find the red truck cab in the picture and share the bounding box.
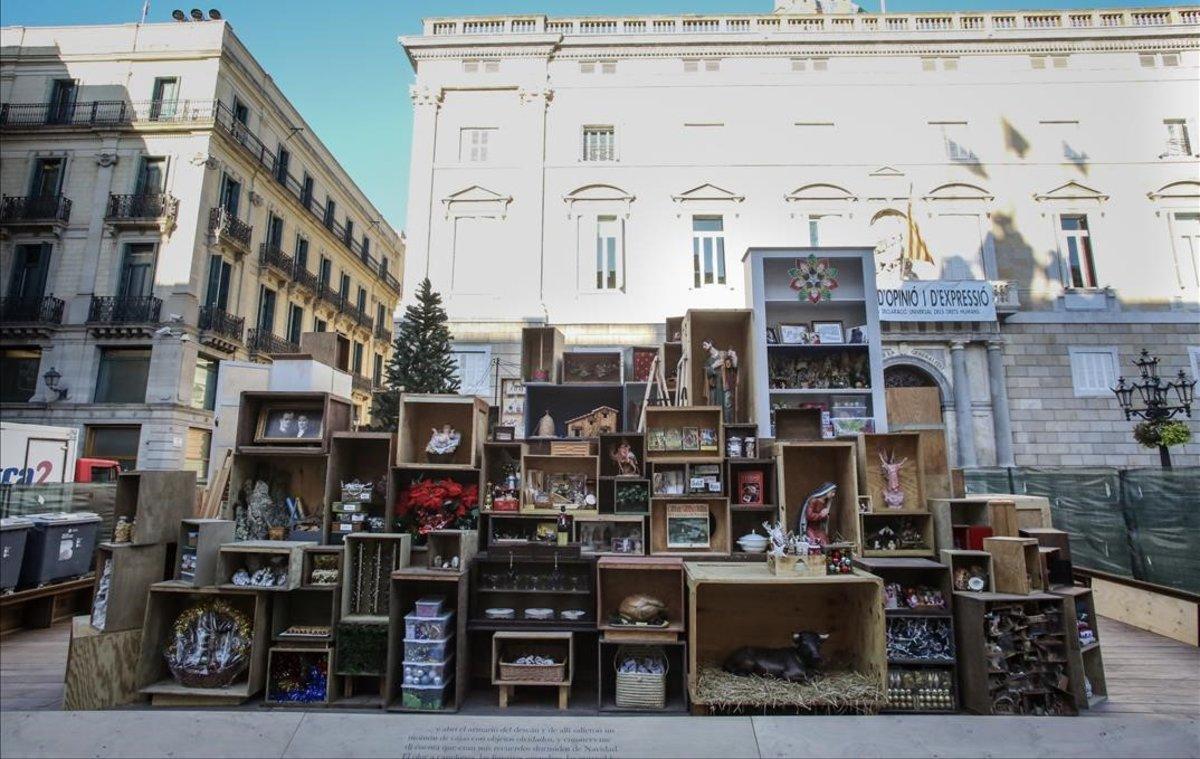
[74,458,121,483]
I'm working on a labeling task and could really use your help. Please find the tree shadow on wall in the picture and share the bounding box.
[990,211,1050,309]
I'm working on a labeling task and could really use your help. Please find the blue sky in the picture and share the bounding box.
[2,0,1188,232]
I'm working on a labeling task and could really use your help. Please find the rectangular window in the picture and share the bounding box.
[361,236,370,258]
[84,425,140,471]
[344,218,354,246]
[1171,212,1200,288]
[286,303,304,344]
[1069,347,1119,397]
[340,273,351,299]
[191,355,218,411]
[460,128,495,162]
[376,303,386,329]
[220,173,240,216]
[324,197,336,227]
[352,342,364,375]
[30,157,65,197]
[931,121,976,162]
[1060,214,1098,288]
[150,77,179,120]
[136,157,166,194]
[1165,119,1193,156]
[118,243,156,298]
[266,213,284,249]
[314,318,327,333]
[258,286,276,332]
[301,174,314,208]
[232,96,249,125]
[95,348,150,403]
[692,216,726,288]
[595,216,620,290]
[0,348,41,403]
[205,255,231,309]
[319,256,332,285]
[294,235,309,270]
[48,79,77,123]
[373,353,384,385]
[184,427,211,484]
[451,347,492,398]
[357,286,367,312]
[8,243,51,299]
[583,126,615,162]
[807,213,846,247]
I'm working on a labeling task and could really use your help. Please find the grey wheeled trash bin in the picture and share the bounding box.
[17,512,101,588]
[1,516,34,591]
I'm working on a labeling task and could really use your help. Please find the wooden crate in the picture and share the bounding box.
[612,478,651,515]
[649,497,731,557]
[63,615,143,710]
[525,383,626,439]
[323,432,394,543]
[681,309,755,425]
[968,493,1053,531]
[301,545,343,589]
[665,316,684,344]
[398,393,489,469]
[266,646,337,705]
[272,587,339,645]
[385,568,469,712]
[777,442,860,549]
[482,512,558,549]
[984,537,1044,595]
[930,497,995,553]
[481,441,525,511]
[859,512,935,558]
[562,351,624,384]
[520,453,600,513]
[1020,527,1074,586]
[599,433,646,478]
[685,563,885,711]
[425,529,478,572]
[235,391,352,454]
[492,631,574,709]
[226,452,329,527]
[138,583,270,706]
[175,519,234,586]
[342,533,412,620]
[773,408,823,442]
[856,433,926,514]
[521,326,564,382]
[598,638,688,712]
[1050,585,1107,708]
[988,499,1019,538]
[575,515,646,556]
[643,406,724,463]
[597,556,684,638]
[940,549,995,593]
[113,470,197,545]
[91,542,168,633]
[216,541,307,592]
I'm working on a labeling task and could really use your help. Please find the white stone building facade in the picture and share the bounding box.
[0,19,404,475]
[400,3,1200,467]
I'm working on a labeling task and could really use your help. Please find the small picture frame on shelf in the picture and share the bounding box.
[737,470,765,506]
[664,428,683,451]
[699,428,719,452]
[665,503,711,549]
[681,427,700,451]
[646,429,666,451]
[254,403,325,443]
[612,536,643,554]
[765,327,779,345]
[812,321,845,345]
[779,323,809,345]
[493,425,515,442]
[848,325,867,344]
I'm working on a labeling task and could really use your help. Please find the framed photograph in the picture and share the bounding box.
[493,425,515,442]
[500,378,526,438]
[666,503,711,549]
[652,469,685,496]
[779,323,809,345]
[663,428,683,451]
[612,536,644,555]
[737,470,765,505]
[699,428,718,452]
[812,321,845,345]
[681,427,699,451]
[646,429,666,451]
[765,327,779,345]
[255,403,325,443]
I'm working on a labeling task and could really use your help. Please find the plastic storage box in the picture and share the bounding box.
[403,636,453,664]
[401,681,452,711]
[404,610,453,641]
[414,596,445,616]
[18,512,101,588]
[1,517,34,591]
[401,656,454,687]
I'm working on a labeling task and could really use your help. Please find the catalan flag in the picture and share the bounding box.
[905,199,935,265]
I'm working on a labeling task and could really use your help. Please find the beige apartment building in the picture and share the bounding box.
[400,2,1200,467]
[0,18,403,475]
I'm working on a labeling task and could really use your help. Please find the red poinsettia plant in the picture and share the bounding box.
[394,477,479,539]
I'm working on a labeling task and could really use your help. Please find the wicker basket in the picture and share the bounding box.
[614,646,667,710]
[499,660,566,683]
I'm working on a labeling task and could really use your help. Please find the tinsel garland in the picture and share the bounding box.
[269,652,328,703]
[165,599,253,687]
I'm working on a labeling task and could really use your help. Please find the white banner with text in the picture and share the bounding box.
[877,280,997,322]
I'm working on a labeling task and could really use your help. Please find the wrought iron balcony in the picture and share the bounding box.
[198,305,244,345]
[375,323,393,344]
[88,295,161,324]
[293,265,319,293]
[0,296,65,326]
[246,328,300,357]
[0,99,217,129]
[317,281,345,310]
[106,193,179,230]
[258,243,295,278]
[351,373,374,395]
[1,194,72,228]
[209,207,252,254]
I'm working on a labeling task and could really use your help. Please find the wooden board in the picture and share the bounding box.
[983,537,1042,595]
[1091,576,1199,646]
[113,470,197,545]
[91,542,168,633]
[63,615,144,710]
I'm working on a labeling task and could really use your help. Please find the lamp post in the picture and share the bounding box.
[1111,349,1195,468]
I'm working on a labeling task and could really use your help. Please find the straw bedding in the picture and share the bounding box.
[692,665,886,714]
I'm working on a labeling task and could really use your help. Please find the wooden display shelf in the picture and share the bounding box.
[174,519,234,587]
[598,433,646,478]
[562,350,624,384]
[1050,584,1107,708]
[681,309,755,425]
[648,497,731,557]
[524,383,626,440]
[342,534,412,621]
[425,529,478,572]
[234,391,352,454]
[940,549,995,593]
[521,325,564,382]
[468,549,597,629]
[481,512,558,549]
[301,545,343,589]
[520,453,599,512]
[216,541,307,592]
[574,515,646,556]
[1020,527,1074,587]
[138,583,270,706]
[727,458,776,507]
[597,638,688,713]
[859,512,935,558]
[63,614,142,710]
[492,631,574,709]
[272,586,339,644]
[323,432,394,543]
[266,646,338,705]
[772,407,824,443]
[984,537,1044,595]
[597,556,684,637]
[685,563,885,713]
[113,470,196,545]
[481,441,525,505]
[643,406,724,462]
[777,441,860,548]
[226,451,329,527]
[90,541,168,633]
[397,393,489,468]
[384,568,468,713]
[856,433,926,515]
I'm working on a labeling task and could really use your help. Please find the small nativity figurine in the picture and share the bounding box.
[610,439,640,476]
[426,424,462,457]
[796,481,837,547]
[701,339,739,424]
[535,410,556,438]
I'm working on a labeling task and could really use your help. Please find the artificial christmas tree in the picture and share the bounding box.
[372,278,461,429]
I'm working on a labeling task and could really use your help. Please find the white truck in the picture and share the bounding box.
[0,422,81,484]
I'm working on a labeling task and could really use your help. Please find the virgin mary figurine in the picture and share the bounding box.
[701,339,739,423]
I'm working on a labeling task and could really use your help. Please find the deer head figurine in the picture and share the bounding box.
[879,450,909,509]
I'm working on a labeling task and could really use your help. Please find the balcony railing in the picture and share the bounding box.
[0,296,65,325]
[991,280,1021,312]
[317,282,345,311]
[351,373,374,395]
[0,195,72,225]
[106,193,178,222]
[198,305,244,342]
[246,328,299,356]
[0,99,217,128]
[375,323,393,344]
[209,207,252,252]
[293,265,319,293]
[259,242,295,277]
[88,295,161,324]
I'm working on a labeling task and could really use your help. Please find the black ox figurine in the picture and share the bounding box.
[722,631,830,683]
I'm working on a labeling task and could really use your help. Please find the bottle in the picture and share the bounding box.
[556,505,569,546]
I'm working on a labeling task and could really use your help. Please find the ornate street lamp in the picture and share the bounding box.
[42,366,69,401]
[1111,350,1195,468]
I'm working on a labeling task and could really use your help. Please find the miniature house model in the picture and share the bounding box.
[565,407,619,438]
